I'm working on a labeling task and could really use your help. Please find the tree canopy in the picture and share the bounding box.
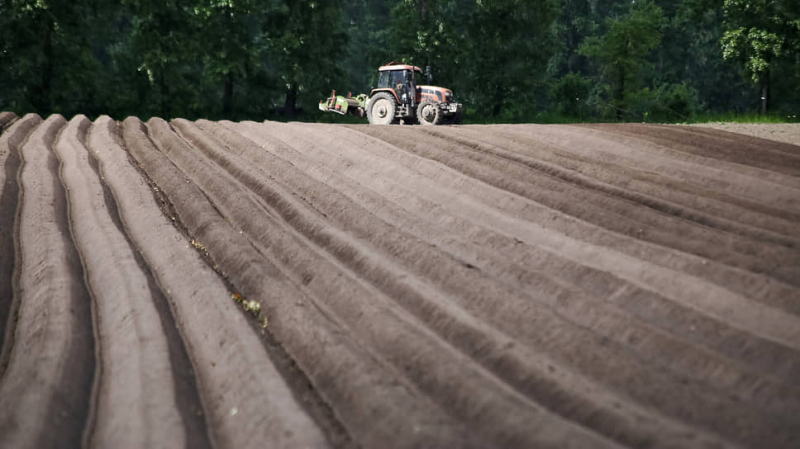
[721,0,800,113]
[1,0,798,122]
[579,1,667,118]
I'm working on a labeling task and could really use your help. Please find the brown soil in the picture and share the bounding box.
[693,122,800,146]
[0,116,798,448]
[0,112,17,131]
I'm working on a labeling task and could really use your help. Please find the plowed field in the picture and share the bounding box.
[1,111,799,448]
[695,122,800,146]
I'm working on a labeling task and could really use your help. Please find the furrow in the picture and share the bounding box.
[211,119,713,448]
[677,125,800,156]
[356,124,800,289]
[122,117,478,449]
[0,115,95,449]
[471,125,800,311]
[89,115,333,448]
[550,124,800,205]
[425,125,800,244]
[53,115,211,449]
[251,121,800,378]
[227,121,800,448]
[1,113,796,449]
[336,124,800,351]
[206,118,784,448]
[416,125,800,282]
[503,123,800,223]
[0,112,18,131]
[462,125,800,238]
[209,120,799,413]
[168,117,637,448]
[594,124,800,175]
[0,114,40,355]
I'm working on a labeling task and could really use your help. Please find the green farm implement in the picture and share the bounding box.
[318,91,368,118]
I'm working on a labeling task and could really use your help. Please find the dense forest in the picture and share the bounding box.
[1,0,798,123]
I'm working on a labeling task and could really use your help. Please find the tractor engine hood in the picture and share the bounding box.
[419,86,455,104]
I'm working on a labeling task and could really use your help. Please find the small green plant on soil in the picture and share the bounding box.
[231,292,267,326]
[191,239,206,252]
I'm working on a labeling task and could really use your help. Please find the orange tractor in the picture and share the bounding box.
[320,62,463,125]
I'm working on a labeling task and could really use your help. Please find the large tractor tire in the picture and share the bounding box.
[367,93,397,125]
[417,100,443,125]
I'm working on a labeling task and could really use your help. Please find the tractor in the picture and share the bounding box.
[319,62,463,125]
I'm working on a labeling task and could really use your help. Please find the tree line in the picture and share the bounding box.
[1,0,798,123]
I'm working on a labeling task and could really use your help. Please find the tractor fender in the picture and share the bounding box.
[369,88,401,104]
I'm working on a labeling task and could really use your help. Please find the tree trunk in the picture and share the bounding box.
[223,72,234,118]
[616,70,625,120]
[760,69,770,115]
[492,85,505,117]
[284,83,297,117]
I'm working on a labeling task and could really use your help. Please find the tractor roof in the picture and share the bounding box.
[378,62,422,72]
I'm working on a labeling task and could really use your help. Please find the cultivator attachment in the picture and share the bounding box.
[319,91,367,118]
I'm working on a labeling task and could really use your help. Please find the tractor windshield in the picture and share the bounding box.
[377,70,405,88]
[376,68,422,88]
[391,71,405,86]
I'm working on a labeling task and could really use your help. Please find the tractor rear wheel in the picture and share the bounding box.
[367,93,397,125]
[417,100,443,125]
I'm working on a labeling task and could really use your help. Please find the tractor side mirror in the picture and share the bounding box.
[426,66,433,85]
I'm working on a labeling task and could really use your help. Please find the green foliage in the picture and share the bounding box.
[652,82,700,121]
[627,82,699,122]
[342,0,392,92]
[721,0,800,112]
[551,73,594,119]
[1,0,799,122]
[722,0,800,82]
[579,1,667,115]
[690,111,797,124]
[0,0,114,116]
[466,0,561,119]
[265,0,348,116]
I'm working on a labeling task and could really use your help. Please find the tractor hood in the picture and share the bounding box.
[419,86,455,103]
[420,86,452,95]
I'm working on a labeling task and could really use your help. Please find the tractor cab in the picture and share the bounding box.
[373,64,422,109]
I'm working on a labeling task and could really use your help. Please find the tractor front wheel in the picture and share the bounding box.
[367,93,397,125]
[417,100,443,125]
